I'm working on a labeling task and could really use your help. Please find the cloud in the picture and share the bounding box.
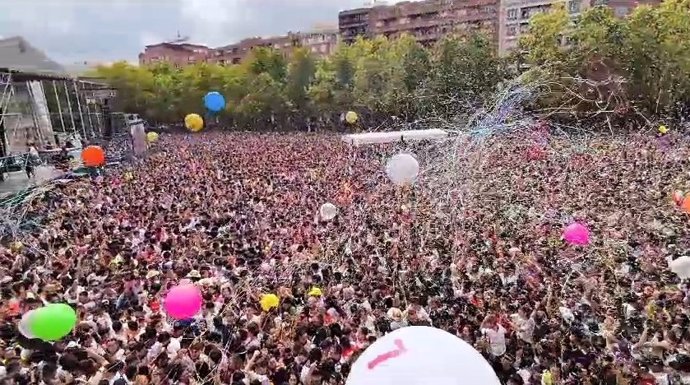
[140,32,166,48]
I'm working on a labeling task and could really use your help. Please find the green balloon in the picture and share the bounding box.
[29,303,77,341]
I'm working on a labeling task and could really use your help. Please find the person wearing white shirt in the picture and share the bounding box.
[481,315,507,357]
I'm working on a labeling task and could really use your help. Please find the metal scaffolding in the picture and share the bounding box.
[0,69,114,173]
[0,72,12,159]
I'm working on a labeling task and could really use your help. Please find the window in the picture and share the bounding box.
[507,8,518,20]
[507,25,517,36]
[520,8,530,19]
[568,0,581,13]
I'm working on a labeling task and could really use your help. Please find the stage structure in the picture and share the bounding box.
[0,37,115,184]
[0,37,114,157]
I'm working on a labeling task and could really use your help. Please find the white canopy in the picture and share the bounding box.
[342,129,448,146]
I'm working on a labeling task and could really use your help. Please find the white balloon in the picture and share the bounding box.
[669,256,690,279]
[18,309,37,339]
[320,203,338,221]
[385,153,419,186]
[346,326,500,385]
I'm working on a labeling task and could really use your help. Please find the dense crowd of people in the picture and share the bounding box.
[0,129,689,385]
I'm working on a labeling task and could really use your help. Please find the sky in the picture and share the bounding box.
[0,0,413,65]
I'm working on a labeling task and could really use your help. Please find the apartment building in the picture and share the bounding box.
[339,0,499,46]
[138,43,212,67]
[298,26,339,58]
[498,0,661,55]
[212,35,300,65]
[339,7,374,44]
[143,27,337,67]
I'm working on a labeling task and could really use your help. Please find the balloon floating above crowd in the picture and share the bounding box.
[204,91,226,113]
[308,287,323,297]
[346,326,500,385]
[18,303,77,342]
[346,111,358,124]
[260,293,279,312]
[81,145,106,167]
[679,193,690,214]
[563,223,590,246]
[185,113,204,132]
[386,153,420,186]
[164,284,203,320]
[669,256,690,279]
[320,202,338,221]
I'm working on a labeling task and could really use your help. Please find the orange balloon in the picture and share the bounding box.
[81,145,105,167]
[682,196,690,214]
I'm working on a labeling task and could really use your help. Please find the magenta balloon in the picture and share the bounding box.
[164,284,202,320]
[563,223,590,246]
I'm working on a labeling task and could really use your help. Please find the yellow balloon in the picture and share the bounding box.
[184,113,204,132]
[659,125,668,134]
[10,241,23,252]
[345,111,358,124]
[146,131,159,142]
[259,293,279,312]
[307,287,323,297]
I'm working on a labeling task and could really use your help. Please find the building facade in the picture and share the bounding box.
[498,0,661,55]
[339,0,499,46]
[211,35,301,65]
[297,28,339,58]
[138,43,212,67]
[209,27,338,65]
[339,7,373,44]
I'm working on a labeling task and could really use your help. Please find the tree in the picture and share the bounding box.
[428,34,506,118]
[285,48,317,126]
[92,2,689,132]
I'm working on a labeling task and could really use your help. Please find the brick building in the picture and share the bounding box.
[339,0,499,46]
[210,27,338,65]
[297,27,339,58]
[138,43,212,67]
[211,35,300,65]
[498,0,661,54]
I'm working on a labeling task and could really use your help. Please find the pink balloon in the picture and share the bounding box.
[164,284,202,320]
[563,223,590,246]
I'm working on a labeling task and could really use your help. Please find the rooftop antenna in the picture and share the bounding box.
[165,31,190,44]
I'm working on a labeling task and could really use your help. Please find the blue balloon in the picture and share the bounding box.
[203,91,226,112]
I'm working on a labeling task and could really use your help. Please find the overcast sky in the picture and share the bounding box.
[0,0,414,64]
